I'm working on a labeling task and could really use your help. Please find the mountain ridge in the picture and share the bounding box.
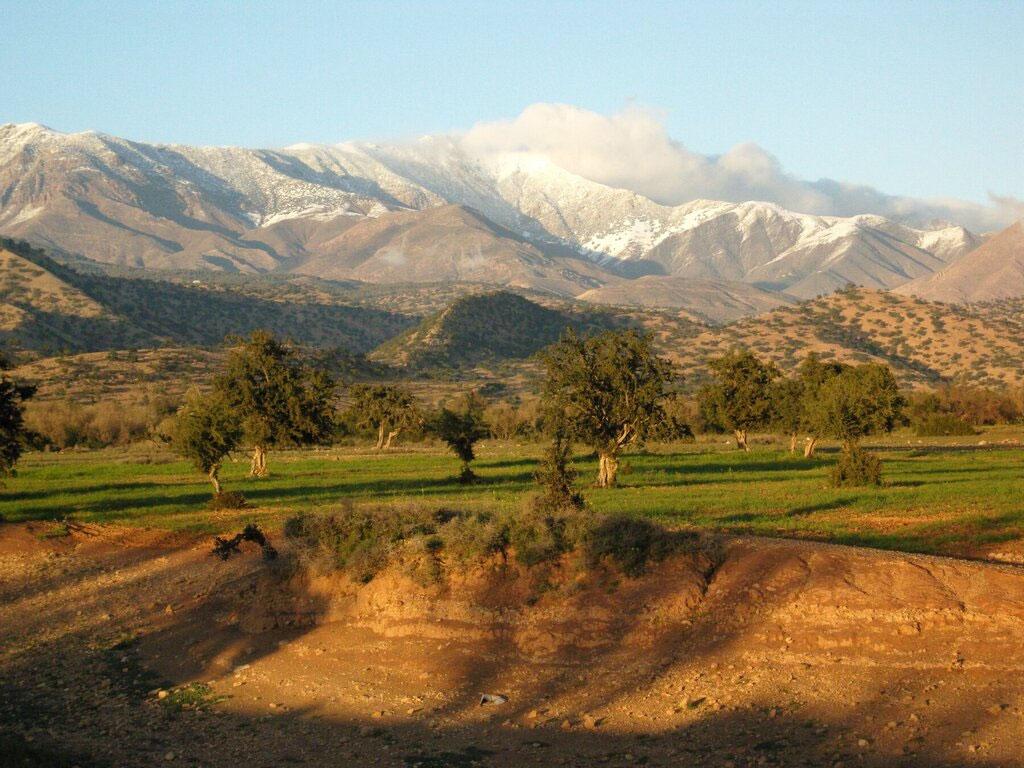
[0,122,983,302]
[895,221,1024,303]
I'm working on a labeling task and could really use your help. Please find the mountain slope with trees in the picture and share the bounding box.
[371,291,629,371]
[0,239,415,357]
[674,287,1024,388]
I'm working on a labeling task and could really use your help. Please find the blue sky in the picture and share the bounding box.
[1,0,1021,206]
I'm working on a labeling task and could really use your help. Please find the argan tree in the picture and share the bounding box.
[429,392,489,483]
[170,390,241,496]
[214,331,336,477]
[0,354,34,481]
[346,384,419,450]
[770,376,805,453]
[806,363,905,486]
[796,353,847,457]
[700,350,778,451]
[542,329,675,488]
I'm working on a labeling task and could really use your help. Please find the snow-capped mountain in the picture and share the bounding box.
[0,122,981,299]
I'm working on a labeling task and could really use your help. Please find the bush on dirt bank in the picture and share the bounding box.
[283,504,705,584]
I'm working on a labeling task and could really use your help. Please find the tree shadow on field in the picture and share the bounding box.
[2,528,1022,767]
[236,472,537,503]
[476,457,540,470]
[651,454,832,477]
[786,497,859,517]
[5,489,213,522]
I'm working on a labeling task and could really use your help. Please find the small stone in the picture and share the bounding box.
[560,718,573,730]
[857,738,870,748]
[164,752,175,761]
[583,714,603,729]
[156,690,168,700]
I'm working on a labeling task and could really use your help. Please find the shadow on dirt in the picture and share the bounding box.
[2,526,1022,767]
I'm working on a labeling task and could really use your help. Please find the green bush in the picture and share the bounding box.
[584,515,696,577]
[207,491,247,510]
[913,414,977,437]
[830,445,883,487]
[284,504,701,583]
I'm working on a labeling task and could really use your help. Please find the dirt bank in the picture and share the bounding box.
[2,522,1023,767]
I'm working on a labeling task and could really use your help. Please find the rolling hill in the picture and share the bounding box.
[370,291,630,371]
[673,287,1024,388]
[0,239,416,357]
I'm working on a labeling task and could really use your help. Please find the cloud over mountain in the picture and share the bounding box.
[459,103,1019,232]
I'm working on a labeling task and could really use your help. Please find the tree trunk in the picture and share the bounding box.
[803,436,818,458]
[383,428,401,450]
[375,423,385,451]
[789,433,798,454]
[249,445,268,478]
[597,452,619,488]
[734,429,749,452]
[208,466,222,495]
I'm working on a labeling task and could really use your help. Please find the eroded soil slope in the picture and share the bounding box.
[2,523,1023,767]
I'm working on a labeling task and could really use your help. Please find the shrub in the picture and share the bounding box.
[284,503,702,583]
[914,414,976,437]
[584,515,696,577]
[830,445,882,487]
[207,491,247,510]
[508,505,584,567]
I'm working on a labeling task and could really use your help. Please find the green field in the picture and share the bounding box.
[3,429,1023,558]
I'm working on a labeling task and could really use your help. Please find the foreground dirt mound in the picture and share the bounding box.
[241,548,716,658]
[2,524,1023,767]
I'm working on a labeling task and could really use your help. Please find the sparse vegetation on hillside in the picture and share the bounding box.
[674,288,1024,389]
[372,290,628,372]
[0,238,416,358]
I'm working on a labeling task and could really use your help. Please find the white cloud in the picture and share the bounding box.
[460,103,1018,232]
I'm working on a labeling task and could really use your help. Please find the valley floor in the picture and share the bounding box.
[4,429,1024,559]
[1,525,1023,767]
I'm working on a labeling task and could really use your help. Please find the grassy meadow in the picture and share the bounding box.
[3,427,1023,559]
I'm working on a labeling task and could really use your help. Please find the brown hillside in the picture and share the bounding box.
[290,204,619,297]
[897,221,1024,303]
[671,287,1024,388]
[577,275,794,323]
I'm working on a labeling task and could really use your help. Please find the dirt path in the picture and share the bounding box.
[2,523,1024,767]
